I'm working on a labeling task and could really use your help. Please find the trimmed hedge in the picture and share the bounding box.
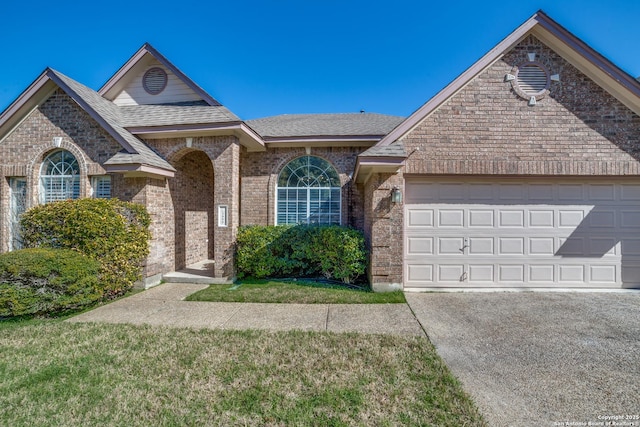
[0,248,101,317]
[20,198,151,298]
[236,225,368,284]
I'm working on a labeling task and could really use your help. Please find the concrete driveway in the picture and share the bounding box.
[405,292,640,427]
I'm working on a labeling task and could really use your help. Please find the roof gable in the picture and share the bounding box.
[373,10,640,149]
[0,68,175,176]
[99,43,221,107]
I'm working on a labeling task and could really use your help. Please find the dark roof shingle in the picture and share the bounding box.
[119,104,240,127]
[246,113,404,138]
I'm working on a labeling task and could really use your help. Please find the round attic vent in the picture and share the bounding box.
[143,67,168,95]
[516,63,549,96]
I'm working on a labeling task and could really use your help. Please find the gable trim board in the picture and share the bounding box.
[0,11,639,290]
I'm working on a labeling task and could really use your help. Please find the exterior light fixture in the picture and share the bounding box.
[391,186,402,204]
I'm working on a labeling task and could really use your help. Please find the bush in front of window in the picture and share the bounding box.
[236,225,368,284]
[0,248,101,317]
[20,199,151,298]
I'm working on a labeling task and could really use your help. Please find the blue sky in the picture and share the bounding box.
[1,0,638,119]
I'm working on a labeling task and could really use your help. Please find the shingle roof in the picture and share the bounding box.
[50,69,175,171]
[119,104,240,127]
[246,113,404,138]
[359,141,406,157]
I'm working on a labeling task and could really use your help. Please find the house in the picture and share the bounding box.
[1,10,639,291]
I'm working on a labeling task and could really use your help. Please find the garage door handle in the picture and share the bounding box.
[459,238,469,253]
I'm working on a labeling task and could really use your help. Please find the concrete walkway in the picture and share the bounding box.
[68,282,425,336]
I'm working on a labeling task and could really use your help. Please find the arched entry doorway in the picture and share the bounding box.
[169,150,215,270]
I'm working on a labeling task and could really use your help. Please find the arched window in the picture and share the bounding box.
[276,156,341,225]
[40,150,80,204]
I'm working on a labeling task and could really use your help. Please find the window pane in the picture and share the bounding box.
[276,156,341,225]
[40,150,80,204]
[92,176,111,199]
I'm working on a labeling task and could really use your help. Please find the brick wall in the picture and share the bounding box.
[402,35,640,175]
[240,146,364,229]
[363,173,403,290]
[146,136,240,278]
[0,90,122,252]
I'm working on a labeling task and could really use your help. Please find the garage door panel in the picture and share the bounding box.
[407,237,434,255]
[439,237,465,255]
[469,210,494,227]
[499,184,525,200]
[468,265,494,282]
[439,183,466,200]
[499,238,525,255]
[529,184,554,201]
[529,265,555,282]
[529,238,555,255]
[468,184,494,200]
[558,184,584,200]
[529,210,554,227]
[620,185,640,201]
[620,211,640,228]
[499,210,524,227]
[559,265,585,282]
[407,209,434,227]
[404,180,640,288]
[499,265,524,282]
[589,210,616,228]
[559,210,585,227]
[557,237,586,256]
[589,238,617,256]
[621,239,640,255]
[439,210,464,227]
[589,184,616,200]
[468,237,493,255]
[622,264,640,284]
[590,265,617,283]
[439,265,464,281]
[407,264,434,283]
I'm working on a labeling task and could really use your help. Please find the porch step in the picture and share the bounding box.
[162,272,218,284]
[162,260,231,285]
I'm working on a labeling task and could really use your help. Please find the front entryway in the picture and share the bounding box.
[404,178,640,289]
[169,150,215,270]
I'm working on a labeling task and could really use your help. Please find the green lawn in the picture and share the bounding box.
[186,279,407,304]
[0,319,486,426]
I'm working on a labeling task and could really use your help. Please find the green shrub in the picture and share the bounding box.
[312,226,368,284]
[236,225,367,284]
[20,198,151,298]
[0,248,101,317]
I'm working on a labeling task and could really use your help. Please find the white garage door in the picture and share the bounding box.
[404,178,640,289]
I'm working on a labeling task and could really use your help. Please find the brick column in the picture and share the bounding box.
[364,172,404,291]
[213,141,240,279]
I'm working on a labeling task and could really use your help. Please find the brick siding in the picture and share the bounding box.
[402,35,640,176]
[240,146,364,229]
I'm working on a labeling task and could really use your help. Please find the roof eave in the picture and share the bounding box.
[353,156,406,184]
[128,121,266,152]
[104,163,175,178]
